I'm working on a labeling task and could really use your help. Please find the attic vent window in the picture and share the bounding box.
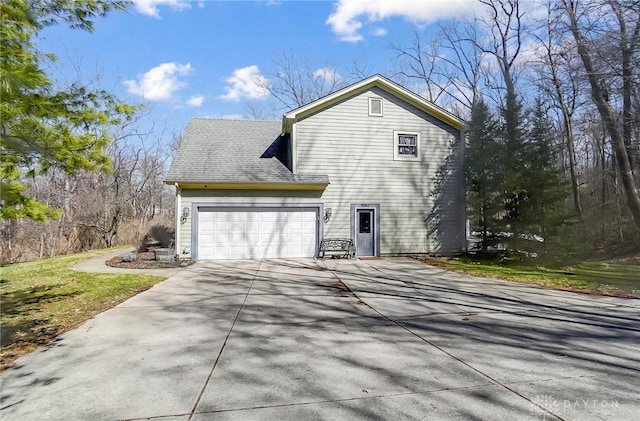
[369,97,383,116]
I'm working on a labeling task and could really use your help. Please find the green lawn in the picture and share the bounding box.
[0,248,165,370]
[426,256,639,298]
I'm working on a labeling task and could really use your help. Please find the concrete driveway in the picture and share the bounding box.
[1,258,638,420]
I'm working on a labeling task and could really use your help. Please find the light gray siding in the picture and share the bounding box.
[177,85,465,258]
[294,86,465,254]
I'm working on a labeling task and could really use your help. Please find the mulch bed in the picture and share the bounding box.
[106,251,194,269]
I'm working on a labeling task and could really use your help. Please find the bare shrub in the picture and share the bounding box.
[149,224,175,248]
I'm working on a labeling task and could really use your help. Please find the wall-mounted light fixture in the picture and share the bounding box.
[180,206,190,224]
[324,207,332,222]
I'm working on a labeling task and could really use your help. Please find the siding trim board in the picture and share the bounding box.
[190,202,324,260]
[175,184,182,254]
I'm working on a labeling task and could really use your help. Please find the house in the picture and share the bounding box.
[165,75,466,260]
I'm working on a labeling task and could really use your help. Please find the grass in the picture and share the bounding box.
[425,255,640,298]
[0,247,165,370]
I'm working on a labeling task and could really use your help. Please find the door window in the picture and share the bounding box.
[359,211,371,233]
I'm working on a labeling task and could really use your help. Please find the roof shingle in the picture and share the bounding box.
[165,118,328,184]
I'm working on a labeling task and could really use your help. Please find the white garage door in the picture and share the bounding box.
[197,208,318,259]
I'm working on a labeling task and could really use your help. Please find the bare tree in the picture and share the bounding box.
[74,119,173,248]
[439,19,487,111]
[561,0,640,227]
[475,0,525,119]
[391,31,451,104]
[391,21,487,116]
[259,51,346,112]
[247,52,378,120]
[534,2,586,217]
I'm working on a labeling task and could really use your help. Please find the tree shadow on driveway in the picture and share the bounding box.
[1,258,637,420]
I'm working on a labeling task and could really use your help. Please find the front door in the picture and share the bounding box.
[356,209,374,256]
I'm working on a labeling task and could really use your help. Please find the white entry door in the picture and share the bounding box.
[197,208,318,259]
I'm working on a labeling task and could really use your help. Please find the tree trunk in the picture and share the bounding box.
[563,0,640,228]
[563,114,583,217]
[545,33,582,217]
[612,0,639,177]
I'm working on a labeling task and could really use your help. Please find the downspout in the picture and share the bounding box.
[460,129,468,253]
[174,183,181,258]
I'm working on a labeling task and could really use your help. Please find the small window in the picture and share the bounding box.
[393,131,421,161]
[369,97,383,116]
[359,212,371,233]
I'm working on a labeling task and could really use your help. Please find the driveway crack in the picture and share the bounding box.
[326,260,568,421]
[187,261,260,420]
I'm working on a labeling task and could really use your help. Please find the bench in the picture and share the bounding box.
[319,238,355,259]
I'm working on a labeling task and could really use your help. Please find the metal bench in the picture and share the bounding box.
[319,238,355,259]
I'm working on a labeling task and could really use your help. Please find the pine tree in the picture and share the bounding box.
[0,0,134,221]
[466,99,503,252]
[467,94,568,258]
[519,98,568,256]
[497,90,530,253]
[497,95,568,257]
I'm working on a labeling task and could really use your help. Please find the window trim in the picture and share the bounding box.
[393,130,421,161]
[368,97,383,117]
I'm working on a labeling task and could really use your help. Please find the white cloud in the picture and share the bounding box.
[313,67,342,85]
[221,114,245,120]
[187,95,205,107]
[199,114,245,120]
[124,62,192,101]
[327,0,481,42]
[372,27,388,36]
[219,66,270,101]
[515,39,547,67]
[132,0,190,18]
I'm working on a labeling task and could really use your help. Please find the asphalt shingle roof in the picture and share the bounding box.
[165,118,328,184]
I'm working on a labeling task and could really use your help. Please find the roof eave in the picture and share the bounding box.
[164,180,329,191]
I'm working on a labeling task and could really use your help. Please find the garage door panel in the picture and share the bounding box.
[215,220,230,231]
[230,213,244,221]
[245,232,260,242]
[197,208,318,260]
[302,232,316,243]
[214,233,230,243]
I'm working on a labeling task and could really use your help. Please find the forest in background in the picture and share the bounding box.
[2,0,639,264]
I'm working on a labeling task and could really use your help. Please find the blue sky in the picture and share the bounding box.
[38,0,482,139]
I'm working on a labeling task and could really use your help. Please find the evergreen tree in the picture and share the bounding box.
[497,95,568,257]
[519,98,568,256]
[466,98,503,252]
[466,95,568,258]
[498,90,530,253]
[0,0,134,222]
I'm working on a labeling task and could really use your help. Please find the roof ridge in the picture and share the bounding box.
[191,117,279,123]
